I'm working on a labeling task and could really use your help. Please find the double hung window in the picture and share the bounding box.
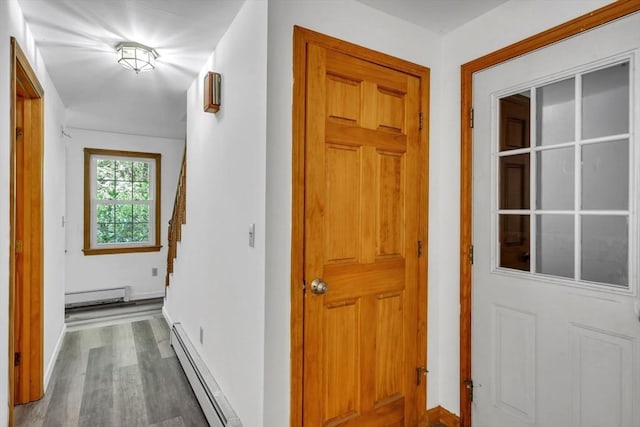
[83,148,161,255]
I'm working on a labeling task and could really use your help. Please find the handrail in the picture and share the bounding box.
[166,145,186,286]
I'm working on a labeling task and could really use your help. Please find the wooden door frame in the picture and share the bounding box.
[291,26,430,426]
[459,1,640,425]
[9,36,45,425]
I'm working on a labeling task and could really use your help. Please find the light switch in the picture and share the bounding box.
[249,223,255,248]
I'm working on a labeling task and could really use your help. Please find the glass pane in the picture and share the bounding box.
[96,159,114,180]
[97,223,115,244]
[115,204,133,224]
[96,204,115,223]
[132,182,150,200]
[115,223,133,242]
[582,215,628,287]
[115,180,133,200]
[499,214,530,271]
[536,148,574,210]
[582,63,629,139]
[133,223,150,242]
[132,205,149,223]
[115,160,133,181]
[536,214,574,279]
[499,92,530,152]
[96,179,115,200]
[536,78,575,146]
[499,154,530,209]
[133,161,150,181]
[582,140,628,210]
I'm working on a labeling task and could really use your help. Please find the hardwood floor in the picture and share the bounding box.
[15,316,208,426]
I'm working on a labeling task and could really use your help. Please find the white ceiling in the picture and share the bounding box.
[356,0,508,34]
[17,0,507,139]
[17,0,245,139]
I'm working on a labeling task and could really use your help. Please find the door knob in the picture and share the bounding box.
[310,278,328,295]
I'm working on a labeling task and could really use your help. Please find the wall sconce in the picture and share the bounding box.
[204,72,221,113]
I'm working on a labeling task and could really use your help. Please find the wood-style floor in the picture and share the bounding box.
[15,315,208,427]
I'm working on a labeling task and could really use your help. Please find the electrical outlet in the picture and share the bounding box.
[199,327,204,344]
[152,267,158,277]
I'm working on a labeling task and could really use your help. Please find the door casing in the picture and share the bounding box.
[9,36,45,425]
[291,26,430,426]
[459,2,640,426]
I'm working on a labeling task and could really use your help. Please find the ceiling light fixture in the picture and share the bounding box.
[115,42,158,74]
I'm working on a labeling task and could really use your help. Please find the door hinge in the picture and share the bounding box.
[464,378,474,402]
[469,108,474,129]
[419,112,424,130]
[14,352,21,366]
[15,240,23,254]
[416,366,428,385]
[417,240,423,257]
[468,244,474,265]
[16,127,24,138]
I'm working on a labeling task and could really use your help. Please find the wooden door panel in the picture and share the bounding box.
[376,88,405,133]
[303,39,423,426]
[377,151,405,257]
[374,293,404,403]
[325,144,361,263]
[324,300,359,422]
[326,74,361,126]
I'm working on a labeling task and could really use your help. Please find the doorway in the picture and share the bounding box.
[291,27,430,426]
[9,37,45,425]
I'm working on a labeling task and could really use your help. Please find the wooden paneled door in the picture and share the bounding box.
[292,27,430,427]
[9,37,45,425]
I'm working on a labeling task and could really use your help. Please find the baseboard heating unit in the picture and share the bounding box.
[65,287,128,308]
[170,322,242,427]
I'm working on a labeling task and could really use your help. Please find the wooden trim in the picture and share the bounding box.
[290,27,306,427]
[9,35,16,427]
[83,245,162,256]
[459,2,640,426]
[291,25,430,426]
[9,36,45,422]
[417,64,431,427]
[427,406,460,427]
[82,148,162,255]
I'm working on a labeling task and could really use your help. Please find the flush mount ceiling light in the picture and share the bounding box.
[115,42,158,74]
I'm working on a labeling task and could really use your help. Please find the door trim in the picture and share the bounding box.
[459,2,640,425]
[9,37,45,425]
[291,26,430,426]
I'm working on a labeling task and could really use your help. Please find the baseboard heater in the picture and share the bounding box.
[65,287,128,308]
[170,322,242,427]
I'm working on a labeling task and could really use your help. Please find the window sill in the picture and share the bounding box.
[82,245,162,256]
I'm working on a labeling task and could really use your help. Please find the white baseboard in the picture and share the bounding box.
[45,324,66,390]
[162,305,174,327]
[170,323,242,426]
[130,290,165,301]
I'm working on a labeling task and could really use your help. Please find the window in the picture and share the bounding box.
[84,148,161,255]
[496,60,632,289]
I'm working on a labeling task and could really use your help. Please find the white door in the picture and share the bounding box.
[473,12,640,427]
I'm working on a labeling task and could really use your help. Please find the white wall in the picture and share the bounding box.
[0,0,67,422]
[264,1,443,424]
[164,1,268,426]
[436,0,614,414]
[65,128,184,300]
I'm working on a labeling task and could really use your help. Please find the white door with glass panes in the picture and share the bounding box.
[472,12,640,427]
